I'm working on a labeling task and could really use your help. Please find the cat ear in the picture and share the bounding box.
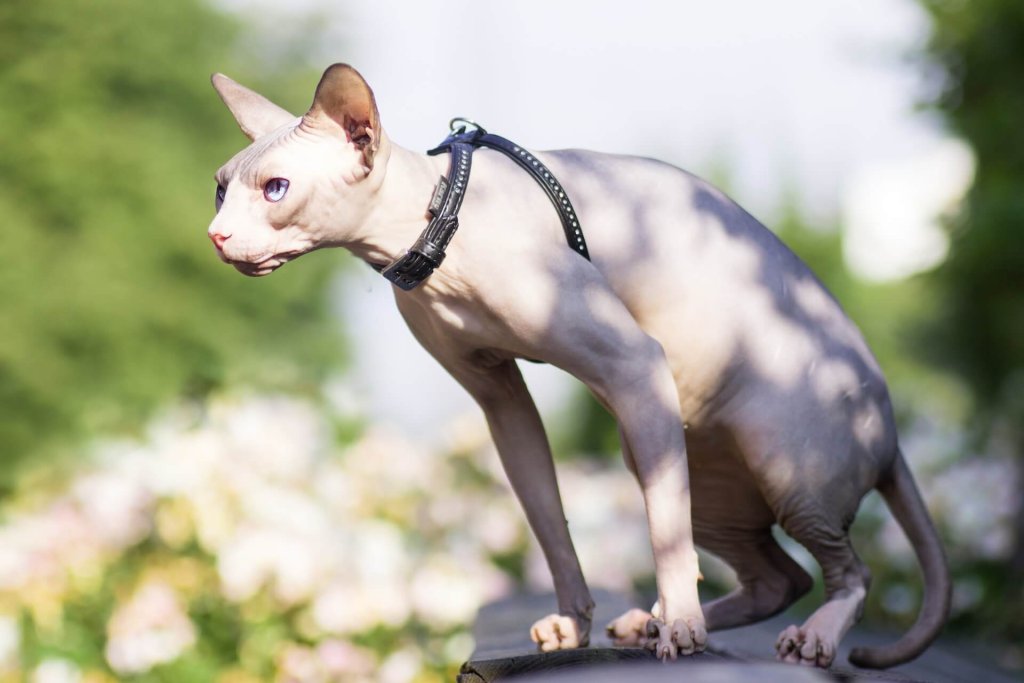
[303,63,381,169]
[211,73,296,141]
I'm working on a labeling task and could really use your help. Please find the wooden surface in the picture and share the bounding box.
[458,591,1021,683]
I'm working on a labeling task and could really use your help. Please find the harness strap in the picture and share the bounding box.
[376,120,589,291]
[429,123,590,261]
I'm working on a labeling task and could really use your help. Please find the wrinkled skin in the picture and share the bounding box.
[207,64,950,667]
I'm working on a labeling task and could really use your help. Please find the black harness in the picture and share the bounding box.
[377,119,589,291]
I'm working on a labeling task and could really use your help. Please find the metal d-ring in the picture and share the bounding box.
[449,117,487,135]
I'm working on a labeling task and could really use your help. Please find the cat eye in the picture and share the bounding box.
[264,178,289,203]
[215,184,226,211]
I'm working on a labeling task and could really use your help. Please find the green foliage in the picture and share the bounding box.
[0,0,345,486]
[919,0,1024,405]
[917,0,1024,646]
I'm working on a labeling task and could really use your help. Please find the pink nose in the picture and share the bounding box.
[209,232,229,250]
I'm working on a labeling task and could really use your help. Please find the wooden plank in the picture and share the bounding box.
[462,660,832,683]
[458,647,658,682]
[459,591,1020,682]
[459,591,764,682]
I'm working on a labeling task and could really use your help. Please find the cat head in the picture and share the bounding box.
[207,64,381,276]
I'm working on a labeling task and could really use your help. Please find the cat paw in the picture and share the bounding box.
[644,615,708,661]
[775,625,836,667]
[530,614,586,651]
[605,608,653,647]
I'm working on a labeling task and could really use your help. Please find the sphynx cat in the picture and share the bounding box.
[207,63,950,668]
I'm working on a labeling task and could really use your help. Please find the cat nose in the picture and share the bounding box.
[208,231,229,250]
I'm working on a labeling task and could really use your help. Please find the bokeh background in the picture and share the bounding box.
[1,0,1022,681]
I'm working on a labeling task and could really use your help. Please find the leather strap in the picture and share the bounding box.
[378,142,473,290]
[375,121,590,291]
[429,123,591,261]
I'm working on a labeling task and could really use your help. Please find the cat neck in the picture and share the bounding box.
[342,135,450,270]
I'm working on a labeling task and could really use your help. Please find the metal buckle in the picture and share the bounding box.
[449,117,486,135]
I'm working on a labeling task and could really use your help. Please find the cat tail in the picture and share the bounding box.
[848,448,951,669]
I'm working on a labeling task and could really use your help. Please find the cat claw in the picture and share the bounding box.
[776,624,836,667]
[645,615,707,661]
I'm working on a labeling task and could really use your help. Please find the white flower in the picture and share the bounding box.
[312,468,359,518]
[343,429,438,497]
[469,501,524,554]
[276,643,320,683]
[316,639,376,677]
[410,555,500,628]
[217,527,275,602]
[217,526,325,605]
[105,581,196,675]
[237,483,331,541]
[349,520,409,583]
[72,471,154,550]
[0,615,20,672]
[378,647,422,683]
[362,579,414,627]
[311,579,411,635]
[0,501,97,593]
[427,494,474,529]
[272,536,325,605]
[219,395,324,484]
[311,582,368,635]
[31,659,81,683]
[442,413,491,455]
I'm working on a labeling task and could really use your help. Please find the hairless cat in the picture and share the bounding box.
[207,63,950,668]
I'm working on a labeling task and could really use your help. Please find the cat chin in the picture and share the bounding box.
[231,260,283,277]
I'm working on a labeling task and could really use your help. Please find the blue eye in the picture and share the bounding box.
[264,178,289,202]
[215,184,226,210]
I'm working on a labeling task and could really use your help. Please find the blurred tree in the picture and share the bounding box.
[918,0,1024,570]
[0,0,345,488]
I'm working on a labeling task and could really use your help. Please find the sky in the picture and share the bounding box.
[221,0,972,438]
